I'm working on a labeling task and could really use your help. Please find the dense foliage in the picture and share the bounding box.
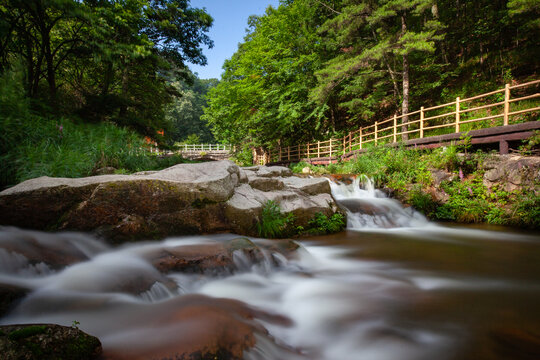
[0,69,190,189]
[167,75,218,144]
[0,0,213,143]
[291,145,540,229]
[204,0,539,150]
[0,0,216,188]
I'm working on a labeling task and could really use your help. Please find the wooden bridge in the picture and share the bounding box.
[176,144,234,161]
[256,80,540,165]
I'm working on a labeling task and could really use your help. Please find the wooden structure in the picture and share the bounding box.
[176,144,234,161]
[262,80,540,165]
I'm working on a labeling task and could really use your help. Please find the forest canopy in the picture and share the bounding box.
[0,0,214,141]
[204,0,539,150]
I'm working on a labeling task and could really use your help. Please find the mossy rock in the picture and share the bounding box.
[0,324,102,360]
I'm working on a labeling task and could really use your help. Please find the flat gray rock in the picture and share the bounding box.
[0,161,341,241]
[281,176,331,195]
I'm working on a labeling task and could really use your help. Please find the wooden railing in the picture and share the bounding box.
[177,144,233,152]
[267,80,540,163]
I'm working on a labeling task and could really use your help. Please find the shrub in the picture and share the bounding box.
[257,200,295,238]
[306,212,346,235]
[409,186,437,217]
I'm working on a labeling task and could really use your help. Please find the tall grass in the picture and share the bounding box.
[0,69,187,189]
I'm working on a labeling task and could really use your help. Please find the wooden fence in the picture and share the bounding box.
[177,144,233,152]
[266,80,540,164]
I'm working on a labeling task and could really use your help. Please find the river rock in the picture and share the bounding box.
[103,294,291,360]
[282,176,331,195]
[0,227,103,271]
[0,161,341,242]
[225,183,338,236]
[0,324,102,360]
[247,176,285,192]
[146,237,299,274]
[482,154,540,192]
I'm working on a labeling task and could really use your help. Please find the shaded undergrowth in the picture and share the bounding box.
[0,70,190,190]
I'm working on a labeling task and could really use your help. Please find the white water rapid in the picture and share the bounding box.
[329,175,431,229]
[1,177,539,360]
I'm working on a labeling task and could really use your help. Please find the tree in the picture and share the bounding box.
[312,0,443,138]
[203,0,329,148]
[0,0,86,106]
[0,0,214,142]
[167,74,217,143]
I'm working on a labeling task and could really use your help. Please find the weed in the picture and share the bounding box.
[257,200,295,238]
[306,212,346,235]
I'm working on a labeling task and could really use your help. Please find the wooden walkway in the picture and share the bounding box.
[176,144,234,161]
[258,80,540,165]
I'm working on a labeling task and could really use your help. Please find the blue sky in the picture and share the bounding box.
[188,0,280,79]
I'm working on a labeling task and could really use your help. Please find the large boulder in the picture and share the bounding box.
[482,154,540,192]
[0,324,102,360]
[0,161,341,242]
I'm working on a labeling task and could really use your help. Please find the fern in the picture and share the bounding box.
[257,200,295,238]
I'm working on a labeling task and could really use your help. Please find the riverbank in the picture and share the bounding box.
[291,145,540,229]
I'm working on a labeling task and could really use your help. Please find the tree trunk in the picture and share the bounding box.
[401,14,409,141]
[43,29,57,111]
[102,62,114,95]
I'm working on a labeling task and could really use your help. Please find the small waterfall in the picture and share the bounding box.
[139,281,176,303]
[329,176,431,230]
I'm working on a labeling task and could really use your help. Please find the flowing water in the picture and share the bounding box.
[1,177,540,359]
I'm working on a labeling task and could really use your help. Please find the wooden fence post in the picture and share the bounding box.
[288,146,290,161]
[375,121,378,145]
[503,83,510,126]
[393,115,397,143]
[279,147,282,162]
[349,132,352,152]
[455,97,460,133]
[329,138,333,162]
[317,141,320,158]
[420,106,424,138]
[359,128,363,149]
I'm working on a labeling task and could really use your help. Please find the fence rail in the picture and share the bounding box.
[266,80,540,163]
[177,144,233,152]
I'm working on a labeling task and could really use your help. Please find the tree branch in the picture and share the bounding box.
[313,0,342,15]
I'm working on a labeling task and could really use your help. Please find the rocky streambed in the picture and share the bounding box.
[0,161,343,359]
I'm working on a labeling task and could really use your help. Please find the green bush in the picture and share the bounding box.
[257,200,295,238]
[232,143,254,166]
[435,176,492,223]
[306,212,346,235]
[506,193,540,228]
[409,185,437,217]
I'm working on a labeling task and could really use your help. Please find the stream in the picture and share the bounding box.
[1,177,539,359]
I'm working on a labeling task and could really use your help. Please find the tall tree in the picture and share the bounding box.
[312,0,443,137]
[0,0,213,141]
[204,0,330,148]
[167,74,218,143]
[0,0,86,106]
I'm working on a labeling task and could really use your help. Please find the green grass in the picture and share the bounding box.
[257,200,294,238]
[0,69,190,190]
